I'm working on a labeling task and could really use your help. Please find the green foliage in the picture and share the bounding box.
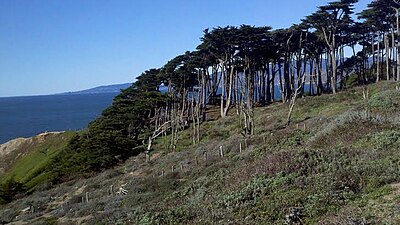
[0,178,26,204]
[310,110,389,148]
[363,185,392,201]
[368,130,400,150]
[138,212,156,225]
[1,82,400,224]
[0,132,74,196]
[279,130,310,148]
[367,90,400,113]
[158,207,193,224]
[44,217,58,225]
[45,70,169,181]
[221,172,295,210]
[343,73,361,88]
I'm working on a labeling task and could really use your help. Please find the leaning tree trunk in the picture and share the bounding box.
[287,69,307,126]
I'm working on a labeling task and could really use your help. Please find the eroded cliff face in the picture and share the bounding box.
[0,132,63,176]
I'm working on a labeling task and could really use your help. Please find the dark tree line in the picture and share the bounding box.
[48,0,400,179]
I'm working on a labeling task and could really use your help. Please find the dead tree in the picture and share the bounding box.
[238,73,254,136]
[286,68,307,126]
[146,121,170,162]
[116,183,128,195]
[190,86,202,145]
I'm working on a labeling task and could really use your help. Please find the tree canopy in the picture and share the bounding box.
[47,0,400,181]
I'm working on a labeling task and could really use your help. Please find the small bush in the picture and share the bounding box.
[310,110,388,148]
[221,172,295,211]
[139,212,156,225]
[344,73,360,88]
[367,90,400,113]
[369,130,400,150]
[0,178,26,203]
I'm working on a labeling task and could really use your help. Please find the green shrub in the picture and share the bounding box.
[221,172,295,210]
[0,196,6,205]
[139,212,156,225]
[155,207,194,224]
[0,178,26,203]
[367,90,400,112]
[344,73,360,88]
[369,130,400,150]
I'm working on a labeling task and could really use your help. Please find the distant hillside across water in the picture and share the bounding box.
[0,93,119,144]
[59,83,132,95]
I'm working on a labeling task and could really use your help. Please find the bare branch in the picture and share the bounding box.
[151,121,171,139]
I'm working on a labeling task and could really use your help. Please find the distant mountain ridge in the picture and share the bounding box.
[60,83,132,95]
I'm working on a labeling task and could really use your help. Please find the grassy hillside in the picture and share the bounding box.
[1,82,400,224]
[0,132,75,204]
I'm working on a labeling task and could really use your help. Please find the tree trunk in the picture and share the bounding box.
[331,50,337,93]
[309,60,314,95]
[284,35,293,101]
[317,55,323,95]
[397,8,400,81]
[278,62,285,102]
[220,63,226,118]
[266,63,271,103]
[287,70,307,126]
[326,52,331,91]
[222,64,234,118]
[385,32,390,80]
[377,31,381,82]
[392,27,397,81]
[271,64,276,102]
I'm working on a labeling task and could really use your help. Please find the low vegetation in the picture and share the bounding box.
[0,82,399,224]
[0,132,74,204]
[1,0,400,222]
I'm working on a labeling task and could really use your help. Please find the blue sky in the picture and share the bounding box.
[0,0,369,97]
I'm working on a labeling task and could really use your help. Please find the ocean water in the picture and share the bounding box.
[0,93,116,144]
[0,83,319,144]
